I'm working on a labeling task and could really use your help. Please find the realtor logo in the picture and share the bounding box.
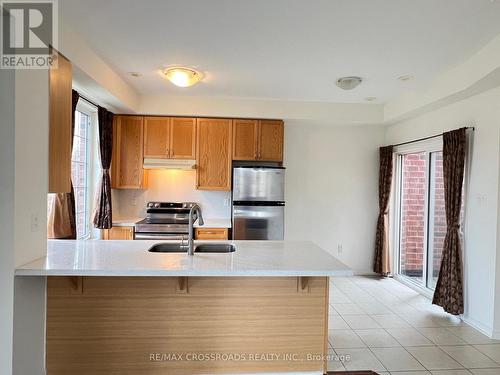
[1,0,58,68]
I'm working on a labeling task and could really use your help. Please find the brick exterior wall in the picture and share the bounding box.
[431,153,446,279]
[400,152,445,280]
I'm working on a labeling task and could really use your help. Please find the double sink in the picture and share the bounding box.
[149,243,236,254]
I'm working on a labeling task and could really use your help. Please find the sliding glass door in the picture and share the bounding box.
[395,141,449,291]
[427,151,446,289]
[399,152,427,285]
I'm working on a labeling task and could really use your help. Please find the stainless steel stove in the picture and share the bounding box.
[134,202,197,240]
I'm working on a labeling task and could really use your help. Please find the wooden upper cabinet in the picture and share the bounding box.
[196,118,232,190]
[232,119,284,162]
[143,117,170,158]
[170,117,196,159]
[49,52,72,193]
[143,117,196,159]
[258,120,284,161]
[232,119,258,160]
[112,116,147,189]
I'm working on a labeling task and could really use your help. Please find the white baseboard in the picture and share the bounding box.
[391,279,496,338]
[492,330,500,340]
[461,315,494,338]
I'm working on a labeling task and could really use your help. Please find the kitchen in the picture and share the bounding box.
[4,1,500,375]
[19,48,352,375]
[104,115,285,243]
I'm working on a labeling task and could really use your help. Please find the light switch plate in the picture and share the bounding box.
[31,213,40,232]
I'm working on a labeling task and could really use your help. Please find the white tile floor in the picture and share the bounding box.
[328,276,500,374]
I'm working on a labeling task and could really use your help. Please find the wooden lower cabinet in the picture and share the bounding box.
[46,276,329,375]
[102,226,134,240]
[195,227,228,240]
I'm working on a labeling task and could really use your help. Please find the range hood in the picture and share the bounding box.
[143,158,196,170]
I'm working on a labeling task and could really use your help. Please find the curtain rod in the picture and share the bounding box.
[392,126,475,148]
[78,93,100,109]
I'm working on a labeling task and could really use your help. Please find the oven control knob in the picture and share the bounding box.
[148,202,154,208]
[154,203,160,208]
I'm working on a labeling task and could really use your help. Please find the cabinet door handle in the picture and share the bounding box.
[166,148,170,157]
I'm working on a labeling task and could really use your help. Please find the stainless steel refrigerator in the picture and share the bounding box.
[232,166,285,240]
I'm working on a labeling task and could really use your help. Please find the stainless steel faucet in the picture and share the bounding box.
[187,204,204,255]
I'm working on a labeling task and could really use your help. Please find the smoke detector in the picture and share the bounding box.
[336,76,363,90]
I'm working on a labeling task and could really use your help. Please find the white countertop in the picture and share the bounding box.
[15,240,352,277]
[112,217,231,228]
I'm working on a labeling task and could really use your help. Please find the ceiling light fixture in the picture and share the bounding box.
[336,76,363,90]
[162,66,204,87]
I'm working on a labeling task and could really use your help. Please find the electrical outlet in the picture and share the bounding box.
[31,213,40,232]
[337,243,343,254]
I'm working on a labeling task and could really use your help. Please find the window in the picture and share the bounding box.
[72,110,91,239]
[393,139,464,292]
[71,101,100,239]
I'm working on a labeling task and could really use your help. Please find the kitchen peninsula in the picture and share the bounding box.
[16,240,351,375]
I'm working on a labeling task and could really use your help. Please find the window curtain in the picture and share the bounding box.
[432,128,466,315]
[93,107,114,229]
[47,90,79,239]
[374,145,394,275]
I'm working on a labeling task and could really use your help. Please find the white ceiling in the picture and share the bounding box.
[61,0,500,103]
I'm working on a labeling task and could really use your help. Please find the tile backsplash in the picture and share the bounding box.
[112,170,231,219]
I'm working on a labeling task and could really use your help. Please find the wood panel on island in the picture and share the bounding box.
[46,275,329,374]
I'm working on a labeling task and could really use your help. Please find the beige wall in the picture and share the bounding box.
[386,86,500,337]
[0,67,16,375]
[113,170,231,220]
[1,67,50,375]
[284,121,385,273]
[14,70,49,267]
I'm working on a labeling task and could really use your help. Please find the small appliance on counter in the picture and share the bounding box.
[134,202,198,240]
[232,166,285,240]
